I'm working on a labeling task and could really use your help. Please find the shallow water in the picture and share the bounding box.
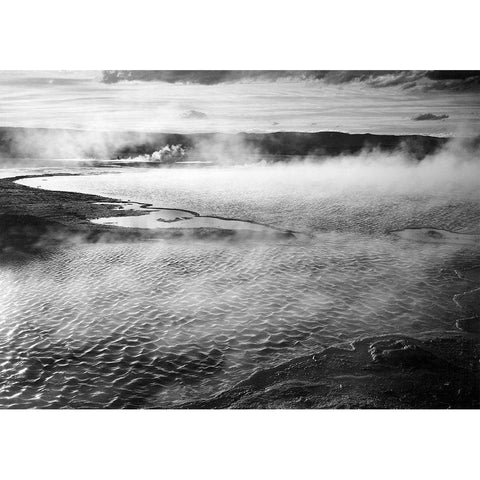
[91,210,279,233]
[2,164,480,408]
[19,163,480,233]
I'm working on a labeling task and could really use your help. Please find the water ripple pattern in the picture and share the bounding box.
[1,234,476,408]
[4,166,480,407]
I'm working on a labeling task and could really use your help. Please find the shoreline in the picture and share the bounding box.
[182,333,479,409]
[0,173,296,256]
[0,173,156,254]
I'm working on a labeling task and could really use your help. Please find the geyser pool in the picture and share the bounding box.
[2,162,479,407]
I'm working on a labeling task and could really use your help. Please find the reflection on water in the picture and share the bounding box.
[2,165,480,407]
[91,210,284,233]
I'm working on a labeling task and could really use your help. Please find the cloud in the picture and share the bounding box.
[101,70,400,85]
[413,113,449,121]
[181,110,208,119]
[101,70,327,85]
[101,70,480,92]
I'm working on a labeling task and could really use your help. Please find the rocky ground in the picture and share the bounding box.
[184,334,479,409]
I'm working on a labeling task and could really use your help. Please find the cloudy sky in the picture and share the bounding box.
[0,70,479,136]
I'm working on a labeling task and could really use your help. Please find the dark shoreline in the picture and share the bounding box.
[0,173,156,253]
[0,173,296,256]
[0,170,478,409]
[183,333,479,409]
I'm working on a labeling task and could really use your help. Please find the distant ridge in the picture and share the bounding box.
[0,126,454,160]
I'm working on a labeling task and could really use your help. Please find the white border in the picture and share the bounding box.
[0,1,478,478]
[0,0,479,69]
[1,410,479,479]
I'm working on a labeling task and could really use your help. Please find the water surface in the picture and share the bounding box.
[2,164,479,407]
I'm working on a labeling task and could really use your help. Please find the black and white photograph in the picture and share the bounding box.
[0,2,478,478]
[2,69,479,409]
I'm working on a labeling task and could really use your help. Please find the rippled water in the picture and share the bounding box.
[2,164,480,408]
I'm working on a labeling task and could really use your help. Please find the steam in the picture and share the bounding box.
[3,122,480,208]
[242,138,480,198]
[8,128,480,196]
[130,145,187,163]
[182,133,480,196]
[0,127,151,163]
[12,130,480,248]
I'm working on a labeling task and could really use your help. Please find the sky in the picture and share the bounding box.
[0,70,479,136]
